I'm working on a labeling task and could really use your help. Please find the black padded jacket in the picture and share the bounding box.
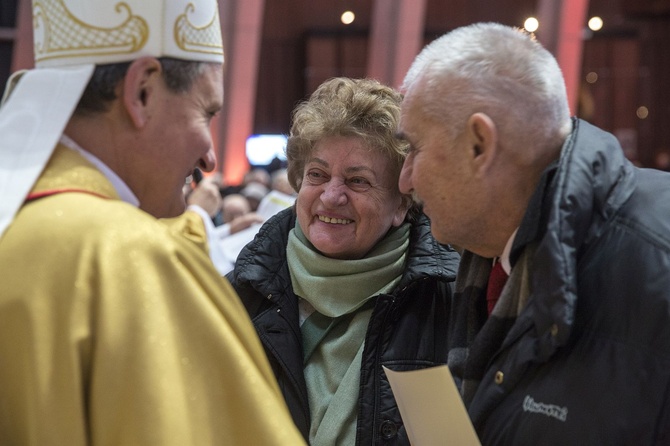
[450,119,670,445]
[226,208,459,445]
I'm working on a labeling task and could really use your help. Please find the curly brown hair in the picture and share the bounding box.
[286,77,409,194]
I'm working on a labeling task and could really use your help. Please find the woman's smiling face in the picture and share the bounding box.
[296,135,407,260]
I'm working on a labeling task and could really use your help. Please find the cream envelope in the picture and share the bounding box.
[384,365,481,445]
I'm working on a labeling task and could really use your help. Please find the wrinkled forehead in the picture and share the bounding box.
[33,0,223,68]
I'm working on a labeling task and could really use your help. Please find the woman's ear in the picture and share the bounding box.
[121,57,162,129]
[467,112,498,174]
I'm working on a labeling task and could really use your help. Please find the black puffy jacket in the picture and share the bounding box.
[452,119,670,445]
[226,208,459,445]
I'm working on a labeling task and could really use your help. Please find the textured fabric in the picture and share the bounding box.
[59,134,139,206]
[286,221,409,446]
[301,310,335,362]
[0,145,306,446]
[448,119,670,445]
[455,247,534,406]
[306,308,371,446]
[227,208,460,445]
[486,260,508,314]
[287,222,409,317]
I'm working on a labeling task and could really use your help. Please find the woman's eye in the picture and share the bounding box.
[347,177,371,190]
[306,170,327,183]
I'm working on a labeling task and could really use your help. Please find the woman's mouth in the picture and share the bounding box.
[318,215,352,225]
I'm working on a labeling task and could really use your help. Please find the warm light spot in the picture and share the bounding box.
[637,106,649,119]
[524,17,539,33]
[588,16,603,31]
[341,11,355,25]
[585,72,598,84]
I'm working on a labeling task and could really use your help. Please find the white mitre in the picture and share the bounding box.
[0,0,224,239]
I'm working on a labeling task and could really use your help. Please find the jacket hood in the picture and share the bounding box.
[525,118,636,355]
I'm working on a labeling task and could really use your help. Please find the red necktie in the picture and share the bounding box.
[486,261,508,315]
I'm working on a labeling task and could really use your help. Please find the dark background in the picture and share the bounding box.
[2,0,669,168]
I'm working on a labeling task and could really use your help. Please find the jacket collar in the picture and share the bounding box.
[514,118,636,349]
[232,208,458,300]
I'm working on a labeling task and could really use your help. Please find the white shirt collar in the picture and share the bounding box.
[497,228,518,275]
[59,134,139,207]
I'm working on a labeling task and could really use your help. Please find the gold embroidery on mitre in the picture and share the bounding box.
[33,0,148,63]
[174,3,223,56]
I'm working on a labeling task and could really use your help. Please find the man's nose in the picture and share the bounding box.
[199,147,217,173]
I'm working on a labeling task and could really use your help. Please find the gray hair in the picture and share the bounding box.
[402,22,572,152]
[74,57,210,116]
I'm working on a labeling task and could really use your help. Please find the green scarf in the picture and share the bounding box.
[288,222,410,317]
[287,222,410,446]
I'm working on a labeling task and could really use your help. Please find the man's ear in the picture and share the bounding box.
[121,57,162,129]
[391,194,412,227]
[467,112,497,174]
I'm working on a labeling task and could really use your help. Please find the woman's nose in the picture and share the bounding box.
[321,180,348,207]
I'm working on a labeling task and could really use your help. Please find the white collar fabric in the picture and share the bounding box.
[498,227,518,275]
[59,134,140,208]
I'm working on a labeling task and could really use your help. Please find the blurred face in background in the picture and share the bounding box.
[221,194,251,222]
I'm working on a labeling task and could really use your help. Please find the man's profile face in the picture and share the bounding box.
[398,87,484,250]
[142,63,223,217]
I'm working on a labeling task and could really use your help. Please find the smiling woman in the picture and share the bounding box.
[296,135,406,259]
[226,77,461,445]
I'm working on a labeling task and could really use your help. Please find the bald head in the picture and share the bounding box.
[221,194,251,223]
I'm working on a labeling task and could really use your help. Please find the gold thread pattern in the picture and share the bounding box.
[174,3,223,55]
[33,0,148,63]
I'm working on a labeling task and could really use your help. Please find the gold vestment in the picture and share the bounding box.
[0,145,305,445]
